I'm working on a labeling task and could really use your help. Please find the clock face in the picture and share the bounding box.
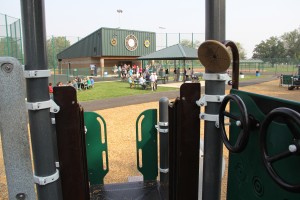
[125,34,138,51]
[128,39,135,47]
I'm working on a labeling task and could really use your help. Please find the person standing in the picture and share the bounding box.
[173,68,177,81]
[150,73,156,91]
[90,64,95,76]
[136,66,140,78]
[165,68,169,82]
[48,83,53,98]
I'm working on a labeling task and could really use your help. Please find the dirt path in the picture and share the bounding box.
[0,79,299,199]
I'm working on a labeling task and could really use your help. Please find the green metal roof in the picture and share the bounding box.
[138,44,198,60]
[57,27,156,59]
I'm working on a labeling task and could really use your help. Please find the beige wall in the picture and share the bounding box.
[59,57,142,69]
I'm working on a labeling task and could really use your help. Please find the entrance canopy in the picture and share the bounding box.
[138,43,198,60]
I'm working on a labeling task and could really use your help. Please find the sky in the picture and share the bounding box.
[1,0,299,58]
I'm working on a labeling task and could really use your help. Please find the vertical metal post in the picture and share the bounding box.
[203,0,226,200]
[179,33,181,43]
[166,33,168,48]
[159,97,169,199]
[20,0,62,199]
[192,32,194,48]
[18,19,24,64]
[51,35,57,83]
[14,21,18,59]
[5,14,10,55]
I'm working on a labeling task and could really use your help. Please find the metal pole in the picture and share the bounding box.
[5,14,10,55]
[166,33,168,48]
[51,35,57,83]
[20,0,62,199]
[202,0,226,200]
[18,19,24,64]
[159,97,169,199]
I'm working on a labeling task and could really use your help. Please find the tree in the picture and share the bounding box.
[252,36,286,66]
[180,39,201,49]
[226,42,247,60]
[281,29,300,62]
[46,36,71,68]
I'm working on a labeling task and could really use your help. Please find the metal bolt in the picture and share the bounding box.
[200,114,205,119]
[200,102,204,106]
[236,120,242,127]
[16,193,26,200]
[215,122,219,128]
[1,63,13,73]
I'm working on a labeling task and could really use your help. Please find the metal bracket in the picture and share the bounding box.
[51,118,56,124]
[203,73,231,81]
[26,100,51,111]
[24,70,51,78]
[26,99,60,113]
[33,169,59,185]
[196,94,225,107]
[199,113,220,128]
[159,167,169,173]
[50,99,60,113]
[155,121,169,133]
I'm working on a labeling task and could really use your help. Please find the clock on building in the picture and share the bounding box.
[125,34,138,51]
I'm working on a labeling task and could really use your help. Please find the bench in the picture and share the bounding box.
[132,80,151,90]
[157,76,166,84]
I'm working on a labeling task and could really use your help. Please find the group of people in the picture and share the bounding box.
[173,67,193,82]
[128,72,158,91]
[48,76,95,96]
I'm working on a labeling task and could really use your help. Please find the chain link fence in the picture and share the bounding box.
[1,14,298,82]
[0,13,23,64]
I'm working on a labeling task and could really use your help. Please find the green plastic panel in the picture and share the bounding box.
[227,89,300,200]
[136,109,158,181]
[282,75,293,85]
[84,112,109,185]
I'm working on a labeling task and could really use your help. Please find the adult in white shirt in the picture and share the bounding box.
[149,73,156,91]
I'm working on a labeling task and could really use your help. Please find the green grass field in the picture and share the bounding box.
[77,81,178,102]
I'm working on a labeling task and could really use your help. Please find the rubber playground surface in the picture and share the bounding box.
[0,78,299,200]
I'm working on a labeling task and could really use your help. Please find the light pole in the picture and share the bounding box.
[117,9,123,28]
[159,26,167,48]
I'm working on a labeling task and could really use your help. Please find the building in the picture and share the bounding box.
[57,27,156,76]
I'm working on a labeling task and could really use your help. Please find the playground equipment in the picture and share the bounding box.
[1,1,300,200]
[280,65,300,90]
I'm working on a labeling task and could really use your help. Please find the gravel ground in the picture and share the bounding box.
[1,79,299,200]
